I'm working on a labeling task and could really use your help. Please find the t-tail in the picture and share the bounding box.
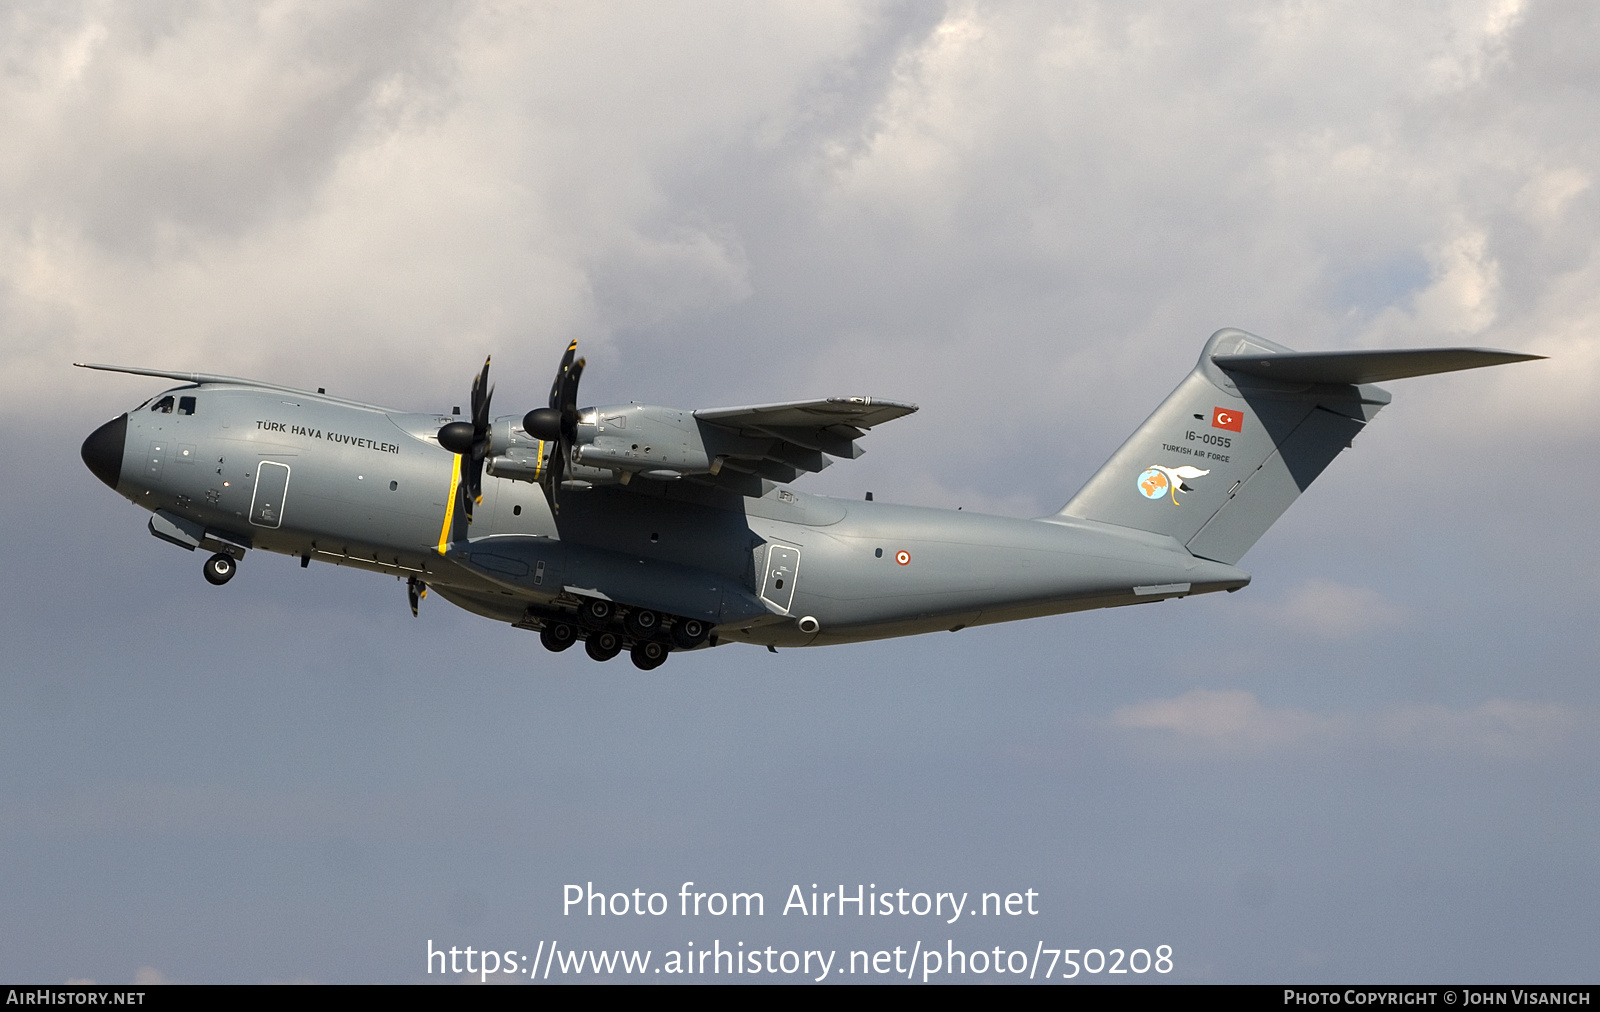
[1059,328,1541,565]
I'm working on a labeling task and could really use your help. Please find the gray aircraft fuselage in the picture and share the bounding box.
[80,329,1539,661]
[83,382,1246,650]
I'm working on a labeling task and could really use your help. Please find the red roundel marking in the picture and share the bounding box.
[895,550,910,565]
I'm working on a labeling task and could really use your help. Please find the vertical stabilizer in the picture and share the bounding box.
[1059,329,1539,564]
[1059,329,1388,564]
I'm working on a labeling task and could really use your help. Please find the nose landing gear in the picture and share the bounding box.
[202,552,236,586]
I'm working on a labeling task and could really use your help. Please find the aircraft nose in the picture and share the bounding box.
[81,413,128,490]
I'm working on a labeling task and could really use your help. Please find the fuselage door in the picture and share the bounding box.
[760,544,800,615]
[250,460,291,528]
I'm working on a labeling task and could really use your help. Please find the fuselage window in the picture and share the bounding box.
[151,395,175,413]
[178,396,196,415]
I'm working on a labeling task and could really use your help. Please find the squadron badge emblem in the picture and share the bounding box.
[1137,464,1210,504]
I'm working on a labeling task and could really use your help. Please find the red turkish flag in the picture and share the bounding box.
[1212,407,1243,432]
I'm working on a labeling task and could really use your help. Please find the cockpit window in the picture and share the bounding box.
[178,396,196,415]
[151,395,175,413]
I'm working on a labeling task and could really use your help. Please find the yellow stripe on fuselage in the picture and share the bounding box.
[436,454,462,555]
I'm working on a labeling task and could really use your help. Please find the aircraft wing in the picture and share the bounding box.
[689,397,918,491]
[695,396,919,431]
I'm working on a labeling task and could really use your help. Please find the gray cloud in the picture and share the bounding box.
[1112,689,1590,759]
[1246,578,1407,640]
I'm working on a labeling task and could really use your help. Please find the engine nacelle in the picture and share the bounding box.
[483,403,776,485]
[573,404,716,479]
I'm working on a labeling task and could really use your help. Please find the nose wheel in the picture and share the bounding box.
[202,553,237,586]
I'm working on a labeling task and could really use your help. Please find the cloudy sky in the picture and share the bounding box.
[3,0,1596,984]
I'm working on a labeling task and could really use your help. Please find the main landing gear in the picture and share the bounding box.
[202,552,236,586]
[535,605,712,670]
[630,640,668,670]
[585,630,623,662]
[671,618,709,650]
[540,621,577,653]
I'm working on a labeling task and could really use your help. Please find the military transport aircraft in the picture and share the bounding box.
[78,329,1539,670]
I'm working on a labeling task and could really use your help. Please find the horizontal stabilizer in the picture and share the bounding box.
[1211,348,1543,385]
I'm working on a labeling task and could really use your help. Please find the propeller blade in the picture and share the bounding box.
[543,439,566,514]
[472,356,492,419]
[462,459,481,522]
[526,341,585,514]
[548,340,577,409]
[560,358,584,425]
[464,357,494,522]
[466,388,492,514]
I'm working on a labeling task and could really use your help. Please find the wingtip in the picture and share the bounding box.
[1467,348,1546,361]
